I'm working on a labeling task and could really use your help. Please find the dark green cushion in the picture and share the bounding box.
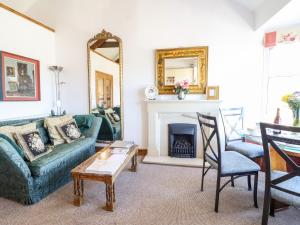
[35,120,50,144]
[74,115,94,132]
[97,106,106,115]
[112,124,121,133]
[0,133,25,159]
[28,137,94,177]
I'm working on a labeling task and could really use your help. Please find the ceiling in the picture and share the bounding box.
[0,0,39,12]
[232,0,266,11]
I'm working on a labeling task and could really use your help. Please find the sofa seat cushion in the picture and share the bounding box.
[28,137,94,177]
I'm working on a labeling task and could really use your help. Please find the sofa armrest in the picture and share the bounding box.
[98,115,114,133]
[0,138,31,179]
[81,116,102,141]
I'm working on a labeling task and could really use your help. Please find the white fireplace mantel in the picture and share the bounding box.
[143,98,221,167]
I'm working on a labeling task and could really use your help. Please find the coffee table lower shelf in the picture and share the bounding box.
[71,144,138,211]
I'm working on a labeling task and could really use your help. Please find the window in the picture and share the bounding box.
[264,42,300,124]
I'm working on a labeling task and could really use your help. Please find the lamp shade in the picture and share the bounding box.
[49,65,63,72]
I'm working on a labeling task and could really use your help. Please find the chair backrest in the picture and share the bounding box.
[260,122,300,199]
[219,107,244,145]
[197,112,222,171]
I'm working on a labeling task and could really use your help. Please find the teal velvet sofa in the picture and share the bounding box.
[92,106,121,141]
[0,114,102,205]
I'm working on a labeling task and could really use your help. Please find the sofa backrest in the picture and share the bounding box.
[0,117,51,145]
[0,115,96,145]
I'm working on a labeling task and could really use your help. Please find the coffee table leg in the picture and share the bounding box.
[105,183,114,211]
[131,153,138,172]
[113,183,116,202]
[73,177,84,206]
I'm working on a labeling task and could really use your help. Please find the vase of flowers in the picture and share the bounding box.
[282,92,300,127]
[174,80,189,100]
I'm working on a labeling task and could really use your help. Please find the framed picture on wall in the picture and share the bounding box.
[0,51,40,101]
[206,86,219,100]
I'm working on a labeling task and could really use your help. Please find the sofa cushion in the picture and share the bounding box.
[0,122,36,158]
[44,115,73,145]
[0,133,25,159]
[56,119,83,143]
[14,129,52,162]
[74,114,94,132]
[0,122,36,142]
[35,120,50,144]
[112,124,121,133]
[28,137,94,177]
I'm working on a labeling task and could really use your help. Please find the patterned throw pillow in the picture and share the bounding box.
[14,129,52,162]
[111,113,120,122]
[0,123,36,142]
[44,115,73,145]
[104,108,116,124]
[56,119,83,143]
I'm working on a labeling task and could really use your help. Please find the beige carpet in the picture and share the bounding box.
[0,162,299,225]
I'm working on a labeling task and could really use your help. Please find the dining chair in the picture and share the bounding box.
[197,112,260,212]
[260,122,300,225]
[220,107,264,159]
[220,107,264,189]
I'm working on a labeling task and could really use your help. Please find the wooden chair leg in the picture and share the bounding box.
[254,173,258,208]
[261,181,271,225]
[248,175,252,191]
[231,176,235,187]
[215,174,221,213]
[201,159,206,191]
[270,198,275,217]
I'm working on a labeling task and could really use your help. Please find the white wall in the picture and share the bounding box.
[0,7,56,120]
[90,51,120,108]
[25,0,264,148]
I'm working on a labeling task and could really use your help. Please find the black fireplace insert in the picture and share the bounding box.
[168,123,197,158]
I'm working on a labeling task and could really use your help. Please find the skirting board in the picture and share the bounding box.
[143,155,205,168]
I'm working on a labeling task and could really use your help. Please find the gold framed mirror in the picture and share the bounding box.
[156,46,208,94]
[87,30,123,141]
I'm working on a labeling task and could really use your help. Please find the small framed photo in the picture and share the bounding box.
[0,51,40,101]
[206,86,219,100]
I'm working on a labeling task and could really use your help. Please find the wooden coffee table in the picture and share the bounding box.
[71,144,138,211]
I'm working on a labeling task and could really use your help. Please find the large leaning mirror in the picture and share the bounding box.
[156,46,208,94]
[87,30,123,141]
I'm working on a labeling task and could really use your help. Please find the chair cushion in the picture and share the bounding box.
[271,171,300,207]
[28,137,94,177]
[206,151,260,175]
[227,141,264,158]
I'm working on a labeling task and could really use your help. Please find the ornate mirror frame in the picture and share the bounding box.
[87,29,124,139]
[155,46,208,94]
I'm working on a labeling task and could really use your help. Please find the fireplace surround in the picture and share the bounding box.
[143,98,221,167]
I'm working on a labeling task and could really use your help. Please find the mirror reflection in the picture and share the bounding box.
[88,30,122,142]
[164,57,199,85]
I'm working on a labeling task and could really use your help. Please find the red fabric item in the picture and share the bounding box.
[264,32,276,47]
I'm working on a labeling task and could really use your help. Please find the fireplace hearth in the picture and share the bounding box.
[168,123,197,158]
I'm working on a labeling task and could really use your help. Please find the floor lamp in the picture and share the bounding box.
[49,65,65,116]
